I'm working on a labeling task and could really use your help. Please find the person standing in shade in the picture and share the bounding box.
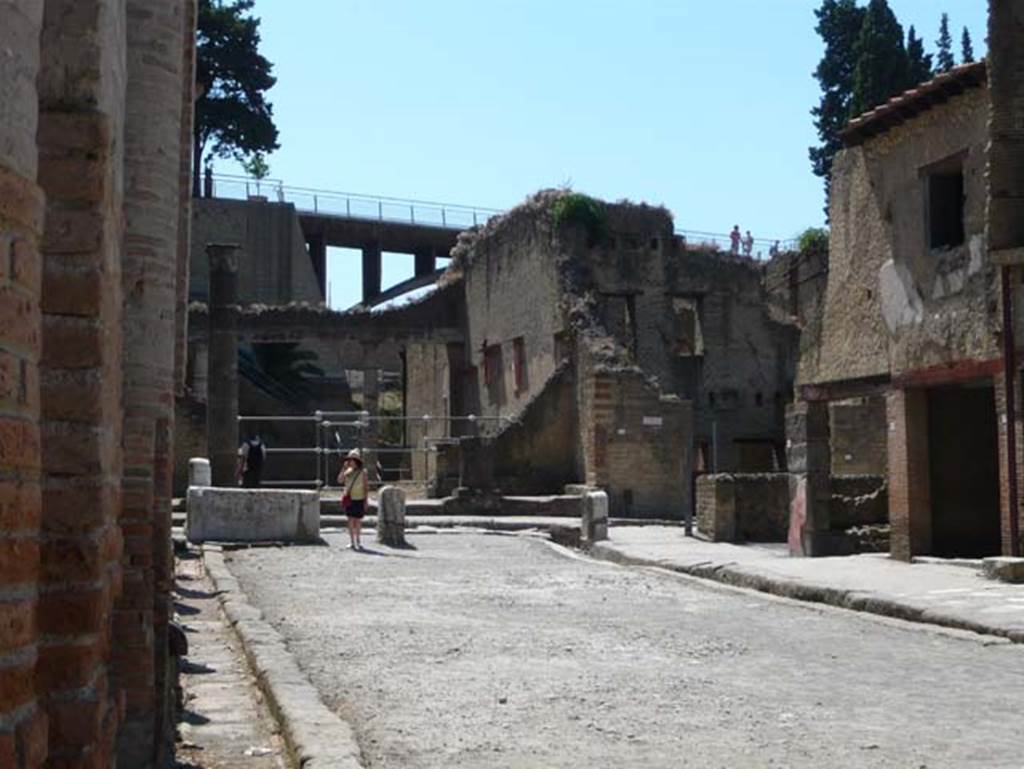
[729,225,741,255]
[339,449,368,550]
[236,430,267,488]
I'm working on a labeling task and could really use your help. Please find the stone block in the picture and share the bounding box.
[563,484,594,496]
[188,457,210,487]
[186,487,319,543]
[982,556,1024,584]
[582,490,609,544]
[377,485,407,548]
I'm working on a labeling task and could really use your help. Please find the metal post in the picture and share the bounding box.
[378,200,383,220]
[313,194,318,213]
[410,204,415,223]
[346,197,351,217]
[442,208,447,227]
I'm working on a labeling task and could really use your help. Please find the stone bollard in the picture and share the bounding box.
[582,490,609,544]
[188,457,211,487]
[377,485,408,548]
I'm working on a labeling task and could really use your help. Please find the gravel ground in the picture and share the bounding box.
[225,533,1024,769]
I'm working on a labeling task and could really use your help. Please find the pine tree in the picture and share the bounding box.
[961,26,975,63]
[936,13,955,72]
[849,0,909,117]
[906,25,933,86]
[809,0,867,216]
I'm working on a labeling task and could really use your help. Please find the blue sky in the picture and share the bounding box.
[215,1,988,309]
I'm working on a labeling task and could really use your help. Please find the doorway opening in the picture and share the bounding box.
[927,383,1001,557]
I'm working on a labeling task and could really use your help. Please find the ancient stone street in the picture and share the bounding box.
[225,534,1023,768]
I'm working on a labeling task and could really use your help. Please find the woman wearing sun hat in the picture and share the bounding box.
[338,449,368,550]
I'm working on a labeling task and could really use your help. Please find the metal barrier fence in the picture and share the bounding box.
[238,411,514,490]
[208,173,799,257]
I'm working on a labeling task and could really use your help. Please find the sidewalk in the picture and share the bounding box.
[591,527,1024,643]
[174,551,287,768]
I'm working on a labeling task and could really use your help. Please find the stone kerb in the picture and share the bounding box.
[582,490,609,544]
[377,485,408,547]
[189,457,211,487]
[186,487,319,543]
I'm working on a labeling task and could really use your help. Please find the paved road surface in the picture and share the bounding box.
[225,533,1024,769]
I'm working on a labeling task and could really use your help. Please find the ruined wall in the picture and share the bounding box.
[800,86,992,386]
[459,207,565,429]
[577,350,692,519]
[404,342,450,483]
[830,395,888,476]
[696,474,791,542]
[189,198,322,304]
[493,363,578,494]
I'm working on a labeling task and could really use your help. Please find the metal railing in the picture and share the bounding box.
[209,174,502,231]
[238,410,515,490]
[208,173,799,258]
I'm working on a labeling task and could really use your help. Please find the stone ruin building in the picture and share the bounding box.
[789,2,1024,561]
[0,0,196,766]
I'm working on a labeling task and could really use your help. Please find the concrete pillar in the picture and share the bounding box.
[362,242,382,302]
[377,485,408,547]
[582,490,609,544]
[207,243,240,487]
[414,247,436,278]
[189,457,211,487]
[787,400,832,556]
[887,388,931,561]
[308,232,327,297]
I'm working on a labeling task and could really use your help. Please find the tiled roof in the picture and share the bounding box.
[841,59,987,146]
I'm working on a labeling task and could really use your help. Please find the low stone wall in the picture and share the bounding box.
[186,487,320,543]
[696,474,791,542]
[831,475,887,529]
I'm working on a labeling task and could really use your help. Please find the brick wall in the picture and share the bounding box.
[0,2,46,765]
[578,352,692,519]
[696,474,791,542]
[0,1,196,766]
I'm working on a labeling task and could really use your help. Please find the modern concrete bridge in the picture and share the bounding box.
[209,174,500,305]
[206,173,797,306]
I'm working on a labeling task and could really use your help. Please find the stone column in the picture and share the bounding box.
[362,242,382,302]
[786,400,833,556]
[207,243,240,487]
[191,340,209,402]
[188,457,211,487]
[377,485,408,547]
[886,388,931,560]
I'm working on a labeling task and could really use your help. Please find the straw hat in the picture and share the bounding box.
[346,449,363,463]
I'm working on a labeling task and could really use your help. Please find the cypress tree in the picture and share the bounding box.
[961,27,974,63]
[936,13,955,71]
[906,25,934,86]
[809,0,867,215]
[849,0,910,117]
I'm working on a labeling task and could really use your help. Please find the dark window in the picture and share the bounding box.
[927,161,965,250]
[755,392,764,407]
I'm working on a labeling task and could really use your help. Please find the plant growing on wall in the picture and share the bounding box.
[551,193,608,247]
[797,227,830,254]
[194,0,280,197]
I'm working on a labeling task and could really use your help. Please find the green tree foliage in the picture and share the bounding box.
[194,0,279,196]
[849,0,908,118]
[906,25,933,86]
[961,26,974,64]
[809,0,866,215]
[935,13,955,72]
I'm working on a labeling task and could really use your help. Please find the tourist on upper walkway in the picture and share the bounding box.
[236,430,267,488]
[769,240,780,257]
[339,449,369,550]
[729,225,741,254]
[742,230,754,257]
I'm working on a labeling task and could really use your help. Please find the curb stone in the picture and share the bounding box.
[202,545,366,768]
[588,543,1024,644]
